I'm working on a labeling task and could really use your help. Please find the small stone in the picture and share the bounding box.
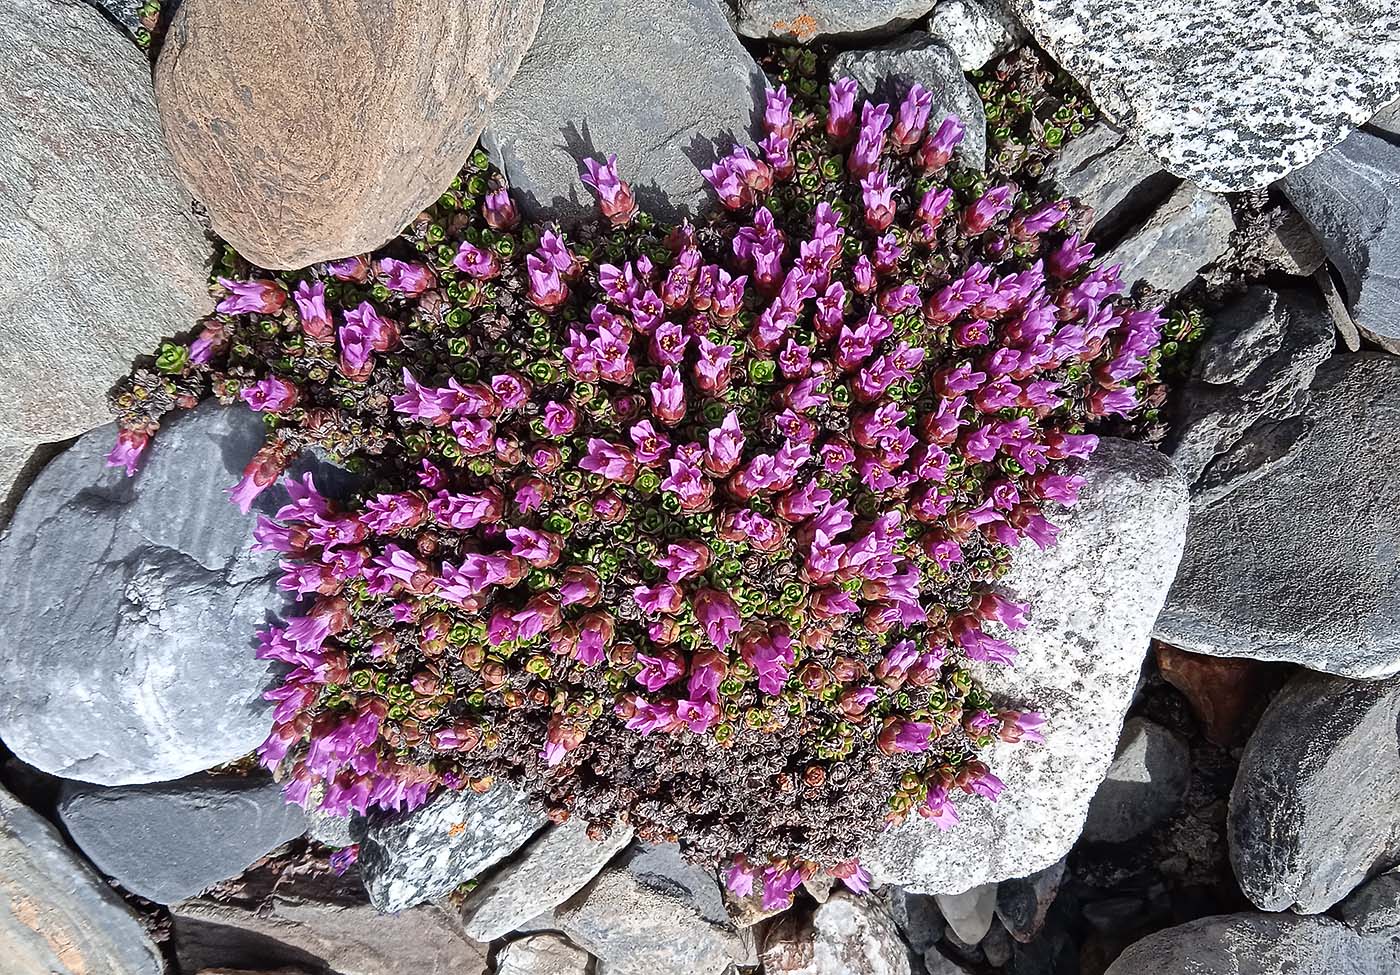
[57,774,307,904]
[0,783,164,975]
[460,820,633,941]
[829,32,987,170]
[495,933,591,975]
[935,884,996,945]
[923,948,973,975]
[1256,206,1327,277]
[1081,718,1190,844]
[994,858,1065,943]
[1104,913,1400,975]
[361,784,546,913]
[1154,644,1281,747]
[1042,123,1174,241]
[926,0,1028,71]
[306,805,361,849]
[484,0,764,227]
[735,0,937,41]
[803,872,836,903]
[1337,867,1400,941]
[981,921,1013,967]
[762,892,911,975]
[887,887,944,954]
[1229,670,1400,914]
[556,843,739,975]
[1104,181,1234,293]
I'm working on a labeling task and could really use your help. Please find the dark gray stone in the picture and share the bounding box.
[483,0,765,227]
[1156,354,1400,677]
[58,774,306,904]
[888,886,944,954]
[1082,718,1190,844]
[0,783,164,975]
[84,0,146,38]
[829,32,987,170]
[361,783,546,913]
[1229,670,1400,914]
[1104,180,1234,292]
[994,858,1064,943]
[1043,122,1175,241]
[735,0,936,41]
[1283,128,1400,341]
[1337,867,1400,941]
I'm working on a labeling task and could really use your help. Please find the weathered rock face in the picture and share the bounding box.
[1283,128,1400,342]
[762,892,911,975]
[1081,718,1189,844]
[994,858,1064,943]
[0,402,299,785]
[556,843,739,975]
[483,0,764,227]
[936,884,996,945]
[829,32,986,170]
[0,784,165,975]
[1104,913,1400,975]
[1042,122,1174,241]
[860,440,1189,892]
[735,0,937,41]
[887,887,945,954]
[1229,671,1400,914]
[361,783,545,913]
[1155,354,1400,678]
[496,933,591,975]
[1104,181,1234,293]
[460,820,633,941]
[0,0,210,449]
[1338,868,1400,941]
[924,0,1026,70]
[57,775,306,904]
[1003,0,1400,192]
[155,0,543,269]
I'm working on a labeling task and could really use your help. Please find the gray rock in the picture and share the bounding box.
[830,32,987,170]
[0,402,299,785]
[556,843,739,975]
[1337,868,1400,941]
[1166,285,1334,495]
[860,440,1189,892]
[460,819,633,940]
[1002,0,1400,192]
[57,774,306,904]
[1370,97,1400,139]
[306,804,362,849]
[1104,180,1234,293]
[1283,128,1400,342]
[1155,354,1400,677]
[1256,206,1327,278]
[735,0,936,41]
[981,922,1013,967]
[361,783,546,913]
[496,933,591,975]
[0,0,211,450]
[484,0,764,227]
[1229,670,1400,914]
[994,858,1065,943]
[887,887,944,954]
[926,0,1027,71]
[936,884,997,945]
[85,0,146,39]
[0,783,164,975]
[1042,122,1174,241]
[761,892,911,975]
[923,949,974,975]
[1081,718,1189,844]
[1104,913,1400,975]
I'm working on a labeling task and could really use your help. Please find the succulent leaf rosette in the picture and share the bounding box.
[110,74,1164,908]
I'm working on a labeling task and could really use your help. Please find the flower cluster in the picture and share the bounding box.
[111,70,1163,908]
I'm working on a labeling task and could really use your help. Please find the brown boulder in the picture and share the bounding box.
[1155,643,1287,747]
[155,0,543,269]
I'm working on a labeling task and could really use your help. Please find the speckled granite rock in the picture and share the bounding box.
[762,892,911,975]
[1042,122,1173,240]
[829,32,986,170]
[1338,868,1400,941]
[483,0,764,227]
[1003,0,1400,192]
[1104,913,1400,975]
[1283,128,1400,342]
[1104,180,1234,292]
[1156,354,1400,677]
[496,933,591,975]
[361,784,546,913]
[735,0,936,40]
[860,440,1189,892]
[1081,717,1189,843]
[0,784,164,975]
[460,819,633,940]
[926,0,1027,71]
[1229,671,1400,914]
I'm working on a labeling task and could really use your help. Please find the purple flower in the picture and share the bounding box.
[726,858,756,898]
[892,83,933,150]
[827,77,860,142]
[454,241,500,279]
[848,101,892,178]
[693,588,742,652]
[216,277,286,315]
[525,254,569,311]
[860,171,896,232]
[962,184,1015,235]
[542,401,577,436]
[376,257,435,296]
[324,255,370,282]
[240,376,298,413]
[580,154,638,226]
[293,281,334,339]
[105,429,149,477]
[329,845,359,875]
[635,651,684,692]
[921,785,960,831]
[578,439,636,483]
[761,863,804,911]
[968,769,1005,802]
[915,115,965,171]
[483,187,519,229]
[337,323,374,382]
[650,365,686,424]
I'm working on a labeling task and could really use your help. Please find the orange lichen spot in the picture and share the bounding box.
[448,821,467,837]
[773,14,821,42]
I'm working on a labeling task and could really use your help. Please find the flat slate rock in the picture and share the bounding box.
[58,774,307,904]
[0,783,164,975]
[1042,122,1173,241]
[1338,867,1400,941]
[735,0,936,41]
[484,0,765,227]
[1229,670,1400,914]
[361,783,547,913]
[1003,0,1400,192]
[860,440,1189,892]
[1103,180,1234,293]
[1155,354,1400,678]
[1081,717,1189,843]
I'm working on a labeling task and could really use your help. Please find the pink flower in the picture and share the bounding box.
[763,84,795,140]
[694,336,734,395]
[542,401,578,436]
[726,858,756,898]
[921,785,960,831]
[892,83,933,149]
[633,583,683,616]
[580,154,638,226]
[650,365,686,425]
[962,184,1015,235]
[216,277,286,315]
[344,301,398,352]
[705,410,745,475]
[848,101,892,178]
[526,254,569,311]
[1000,710,1047,744]
[337,323,374,382]
[675,697,719,734]
[692,588,742,652]
[827,77,860,142]
[105,429,150,477]
[635,651,684,692]
[324,255,370,282]
[578,439,636,483]
[761,863,804,911]
[454,241,500,279]
[653,541,709,583]
[240,376,299,413]
[915,115,965,171]
[860,171,896,232]
[376,258,435,296]
[292,281,334,339]
[483,187,519,229]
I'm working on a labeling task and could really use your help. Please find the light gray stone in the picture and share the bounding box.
[1081,718,1189,843]
[0,0,210,449]
[761,892,911,975]
[1283,128,1400,341]
[556,843,739,975]
[58,774,306,904]
[1229,670,1400,914]
[1104,181,1234,293]
[1104,913,1400,975]
[993,858,1064,943]
[935,884,996,945]
[1256,207,1327,278]
[923,949,973,975]
[1338,868,1400,941]
[735,0,936,40]
[460,819,633,940]
[0,402,305,785]
[361,784,546,913]
[1042,122,1174,240]
[1003,0,1400,193]
[1155,354,1400,677]
[860,440,1189,892]
[926,0,1027,71]
[495,933,591,975]
[830,32,987,170]
[484,0,764,227]
[306,804,361,849]
[0,783,164,975]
